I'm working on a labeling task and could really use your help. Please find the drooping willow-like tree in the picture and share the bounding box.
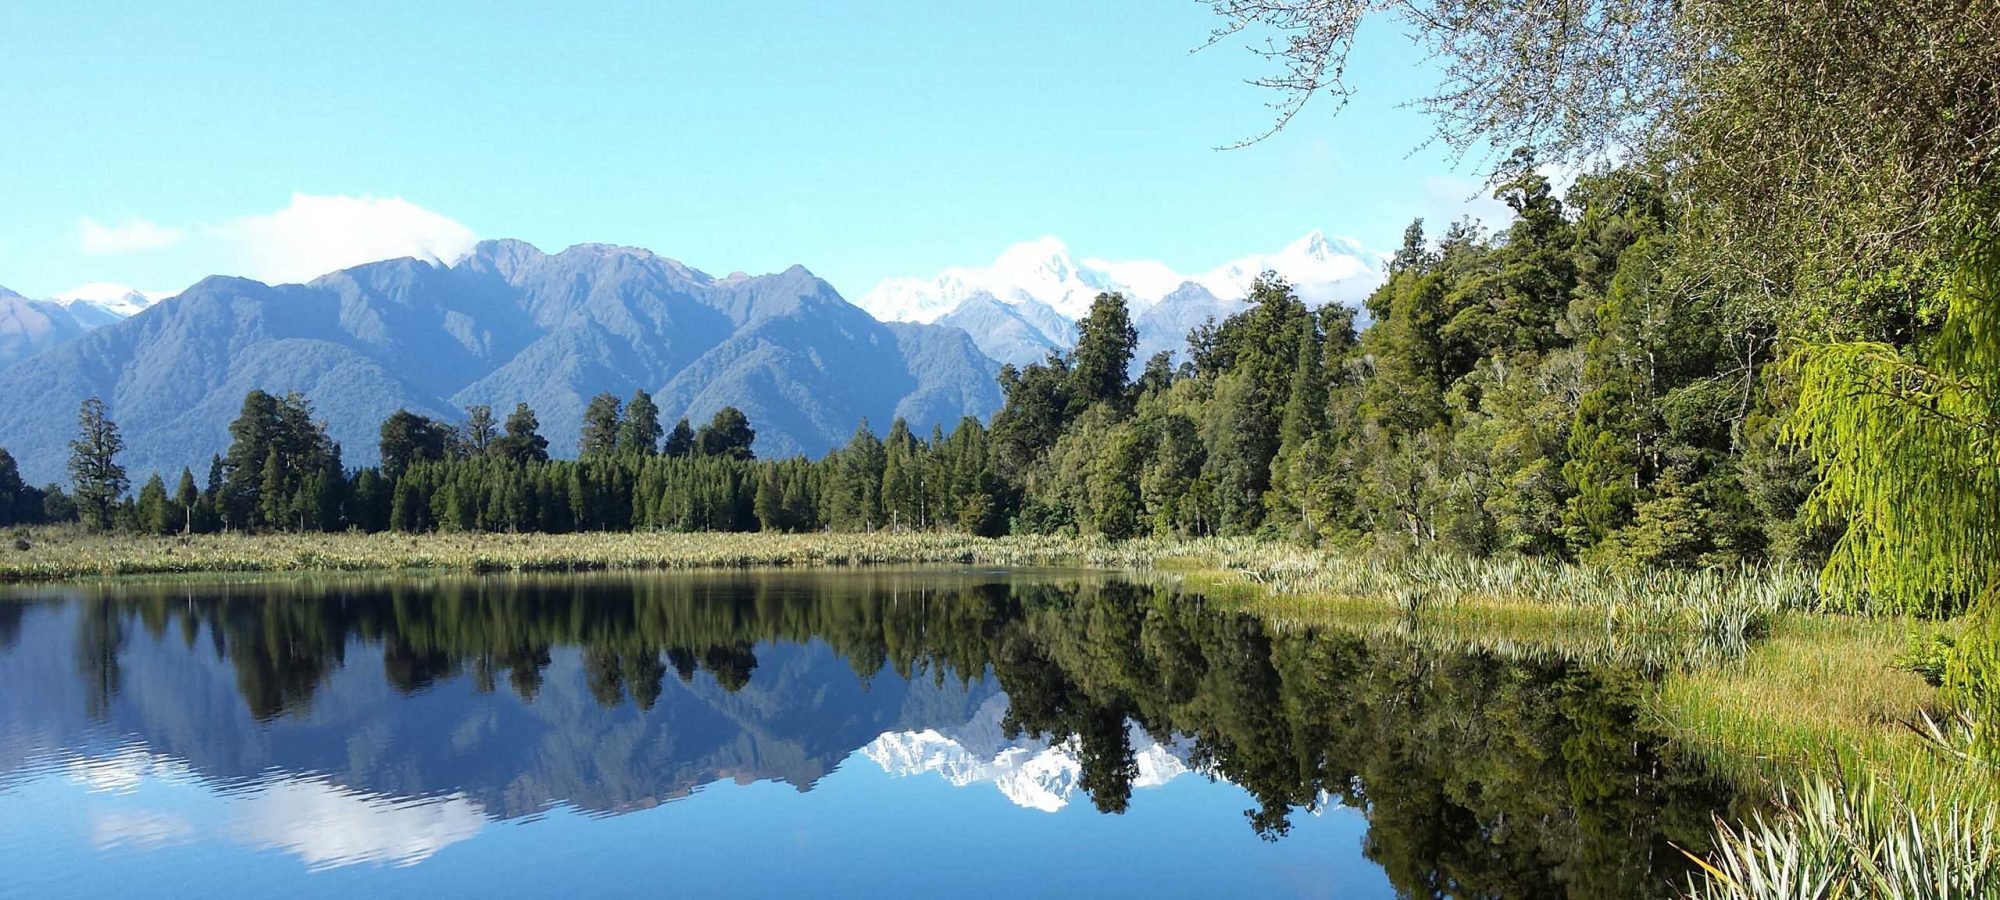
[1785,222,1999,616]
[1786,215,2000,746]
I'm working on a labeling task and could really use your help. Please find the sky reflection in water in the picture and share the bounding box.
[0,569,1728,899]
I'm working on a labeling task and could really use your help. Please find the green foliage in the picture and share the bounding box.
[693,406,755,460]
[0,448,48,527]
[134,473,171,536]
[1685,769,1999,900]
[224,391,342,531]
[617,390,663,457]
[661,417,694,458]
[578,392,623,459]
[378,409,455,480]
[494,403,549,464]
[1786,223,2000,616]
[67,397,126,531]
[1069,292,1138,411]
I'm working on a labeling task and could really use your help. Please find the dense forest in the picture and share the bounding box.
[0,162,1844,574]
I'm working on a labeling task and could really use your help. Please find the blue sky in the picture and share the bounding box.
[0,0,1504,299]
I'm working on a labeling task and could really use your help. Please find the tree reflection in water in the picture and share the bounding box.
[26,571,1736,898]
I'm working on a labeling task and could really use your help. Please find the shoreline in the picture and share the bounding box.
[0,526,1965,803]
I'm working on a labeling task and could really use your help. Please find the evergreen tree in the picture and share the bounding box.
[349,468,388,532]
[495,403,550,463]
[464,404,498,454]
[221,390,280,528]
[379,410,454,480]
[754,466,786,531]
[579,392,623,459]
[694,407,755,460]
[203,455,225,530]
[618,390,663,456]
[1071,292,1138,412]
[136,473,171,535]
[173,467,199,534]
[0,448,44,526]
[831,420,885,530]
[662,418,695,458]
[881,418,920,529]
[67,397,127,530]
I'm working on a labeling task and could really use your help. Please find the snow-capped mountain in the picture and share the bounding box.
[0,282,178,369]
[50,282,172,325]
[859,231,1386,366]
[861,693,1196,812]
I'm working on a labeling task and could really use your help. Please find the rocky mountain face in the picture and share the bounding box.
[0,241,1001,482]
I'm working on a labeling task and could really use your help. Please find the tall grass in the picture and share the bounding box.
[1685,768,2000,899]
[1653,616,1945,790]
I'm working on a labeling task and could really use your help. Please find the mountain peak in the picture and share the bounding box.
[860,231,1386,334]
[563,242,656,259]
[51,282,166,319]
[456,238,549,280]
[1287,229,1364,261]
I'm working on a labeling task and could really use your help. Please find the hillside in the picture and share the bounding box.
[0,241,1001,482]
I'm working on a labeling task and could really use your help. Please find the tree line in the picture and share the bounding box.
[0,375,1019,536]
[62,574,1727,895]
[0,162,1887,571]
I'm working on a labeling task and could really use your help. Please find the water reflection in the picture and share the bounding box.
[0,570,1735,897]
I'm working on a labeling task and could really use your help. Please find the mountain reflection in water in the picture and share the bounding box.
[0,569,1735,898]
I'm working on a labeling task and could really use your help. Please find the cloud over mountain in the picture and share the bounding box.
[213,193,479,285]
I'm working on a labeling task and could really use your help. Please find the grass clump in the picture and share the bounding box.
[1685,769,1999,899]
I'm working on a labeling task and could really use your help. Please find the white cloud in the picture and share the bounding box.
[211,193,478,285]
[79,217,187,255]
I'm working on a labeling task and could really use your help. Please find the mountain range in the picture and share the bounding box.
[0,283,164,369]
[0,232,1383,483]
[858,231,1385,366]
[0,241,1000,483]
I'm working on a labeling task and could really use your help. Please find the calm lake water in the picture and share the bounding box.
[0,569,1736,898]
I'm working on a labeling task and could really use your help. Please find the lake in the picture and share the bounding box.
[0,569,1737,898]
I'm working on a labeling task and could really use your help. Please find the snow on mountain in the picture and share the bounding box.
[861,693,1195,813]
[50,282,173,324]
[1192,231,1380,308]
[858,232,1387,367]
[858,230,1386,326]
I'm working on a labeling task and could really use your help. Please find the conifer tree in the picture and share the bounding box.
[67,397,127,530]
[464,404,498,455]
[173,467,199,534]
[496,403,550,463]
[135,473,170,535]
[694,407,755,460]
[619,390,664,456]
[579,392,623,459]
[1071,292,1138,412]
[662,418,695,458]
